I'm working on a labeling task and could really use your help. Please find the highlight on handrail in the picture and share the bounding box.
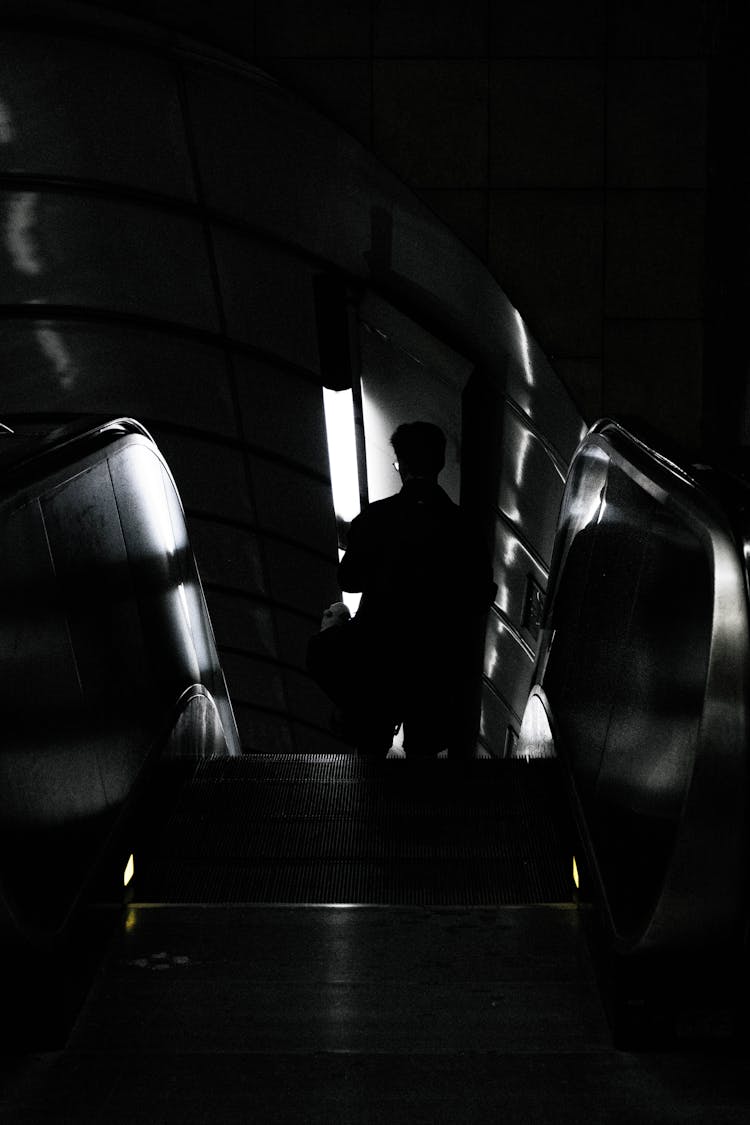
[517,419,749,1039]
[0,415,240,948]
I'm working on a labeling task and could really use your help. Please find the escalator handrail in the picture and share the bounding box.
[0,415,154,497]
[544,419,750,956]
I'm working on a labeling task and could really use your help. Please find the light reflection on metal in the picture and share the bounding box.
[514,309,535,386]
[177,581,192,632]
[503,540,518,568]
[123,853,135,887]
[0,98,13,143]
[495,578,511,614]
[35,325,76,389]
[573,856,580,889]
[125,907,138,933]
[565,447,610,532]
[131,450,182,559]
[514,428,532,489]
[6,191,43,276]
[180,579,211,668]
[570,485,605,531]
[323,387,361,524]
[516,692,555,759]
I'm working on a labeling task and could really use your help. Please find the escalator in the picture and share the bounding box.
[128,754,574,907]
[517,420,750,1043]
[2,414,750,1080]
[0,416,240,1045]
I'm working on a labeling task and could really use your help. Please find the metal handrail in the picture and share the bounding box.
[535,420,749,957]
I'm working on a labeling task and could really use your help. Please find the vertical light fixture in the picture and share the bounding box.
[323,387,362,613]
[123,853,135,888]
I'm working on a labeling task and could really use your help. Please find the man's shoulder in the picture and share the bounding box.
[355,493,402,521]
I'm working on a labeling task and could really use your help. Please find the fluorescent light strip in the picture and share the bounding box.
[323,388,362,613]
[323,388,361,524]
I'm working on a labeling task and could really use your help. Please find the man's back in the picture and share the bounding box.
[339,478,492,644]
[332,419,494,756]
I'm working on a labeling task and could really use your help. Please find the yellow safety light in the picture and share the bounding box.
[572,856,580,890]
[123,853,135,888]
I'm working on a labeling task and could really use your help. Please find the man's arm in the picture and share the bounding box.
[337,512,370,592]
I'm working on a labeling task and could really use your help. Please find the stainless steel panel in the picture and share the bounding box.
[544,450,712,813]
[492,519,548,635]
[0,191,219,330]
[479,684,521,757]
[0,496,81,716]
[204,590,279,660]
[484,611,535,722]
[233,704,294,754]
[152,432,255,522]
[285,666,342,734]
[186,518,268,599]
[212,227,321,373]
[220,651,287,713]
[497,407,565,566]
[248,454,338,557]
[503,312,588,464]
[41,456,146,706]
[183,61,370,271]
[275,607,322,671]
[0,31,194,198]
[235,354,330,478]
[263,539,339,618]
[0,320,236,437]
[108,443,201,690]
[536,422,749,954]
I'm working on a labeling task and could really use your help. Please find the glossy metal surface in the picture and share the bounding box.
[480,398,572,755]
[0,319,237,437]
[532,421,749,955]
[0,10,586,760]
[0,418,240,946]
[0,191,219,330]
[483,612,534,724]
[0,30,194,196]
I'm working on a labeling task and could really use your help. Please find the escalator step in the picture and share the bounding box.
[133,756,574,906]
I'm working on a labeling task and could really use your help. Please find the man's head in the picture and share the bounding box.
[391,421,446,480]
[321,601,351,631]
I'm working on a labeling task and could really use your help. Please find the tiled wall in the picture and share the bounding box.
[89,2,741,454]
[232,0,716,453]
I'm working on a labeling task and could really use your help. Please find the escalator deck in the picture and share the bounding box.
[133,754,575,907]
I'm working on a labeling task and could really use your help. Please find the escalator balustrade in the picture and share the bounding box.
[518,420,750,1039]
[0,416,239,950]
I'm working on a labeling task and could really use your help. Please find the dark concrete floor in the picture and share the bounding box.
[1,904,749,1123]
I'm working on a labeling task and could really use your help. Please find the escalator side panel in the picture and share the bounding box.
[532,423,749,955]
[0,422,240,945]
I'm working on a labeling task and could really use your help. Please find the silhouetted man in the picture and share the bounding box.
[338,421,494,757]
